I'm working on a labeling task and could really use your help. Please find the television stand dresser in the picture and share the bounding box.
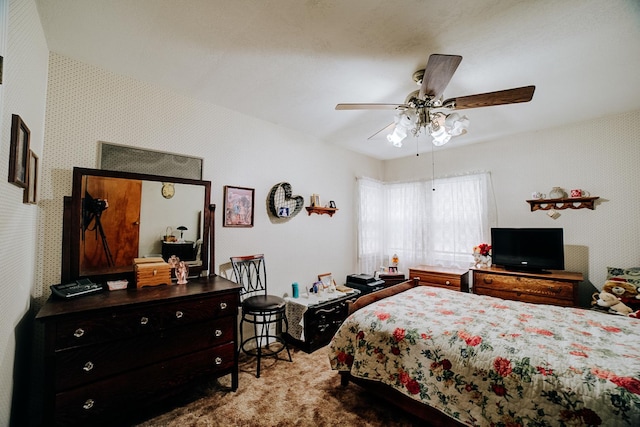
[472,266,582,307]
[36,275,241,426]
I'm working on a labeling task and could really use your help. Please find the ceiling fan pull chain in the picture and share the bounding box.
[431,144,436,192]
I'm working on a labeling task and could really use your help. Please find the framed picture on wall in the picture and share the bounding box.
[223,185,255,227]
[8,114,30,188]
[23,150,38,204]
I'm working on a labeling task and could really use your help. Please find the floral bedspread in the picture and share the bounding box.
[329,286,640,426]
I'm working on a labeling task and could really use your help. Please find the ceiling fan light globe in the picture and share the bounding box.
[431,126,451,146]
[445,113,470,136]
[387,126,407,147]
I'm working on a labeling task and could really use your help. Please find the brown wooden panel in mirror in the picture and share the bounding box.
[65,167,211,283]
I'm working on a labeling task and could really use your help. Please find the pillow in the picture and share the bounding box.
[607,267,640,287]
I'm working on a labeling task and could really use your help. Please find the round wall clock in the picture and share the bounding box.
[161,182,175,199]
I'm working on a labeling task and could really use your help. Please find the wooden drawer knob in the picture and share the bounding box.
[483,277,493,284]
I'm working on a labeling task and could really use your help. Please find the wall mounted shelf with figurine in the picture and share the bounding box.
[305,206,338,217]
[526,196,599,212]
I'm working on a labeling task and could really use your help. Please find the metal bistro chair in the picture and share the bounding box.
[231,254,292,378]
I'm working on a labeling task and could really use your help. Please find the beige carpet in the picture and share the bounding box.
[134,346,423,427]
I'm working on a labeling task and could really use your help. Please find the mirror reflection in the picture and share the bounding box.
[69,168,211,281]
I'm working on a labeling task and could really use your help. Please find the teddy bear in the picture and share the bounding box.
[591,291,634,315]
[602,280,640,300]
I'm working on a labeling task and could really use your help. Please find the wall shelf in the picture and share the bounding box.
[526,196,599,211]
[305,206,338,217]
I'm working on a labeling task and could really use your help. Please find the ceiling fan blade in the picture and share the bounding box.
[418,54,463,100]
[443,85,535,110]
[335,103,406,110]
[367,122,395,140]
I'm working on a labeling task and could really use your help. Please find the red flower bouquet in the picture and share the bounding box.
[473,243,491,256]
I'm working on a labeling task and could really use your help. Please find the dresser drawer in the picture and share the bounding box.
[474,272,574,302]
[409,266,469,292]
[160,292,238,328]
[475,287,574,307]
[54,343,236,426]
[54,309,162,350]
[54,293,238,350]
[55,316,235,390]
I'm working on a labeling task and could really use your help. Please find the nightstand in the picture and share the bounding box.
[409,265,469,292]
[284,290,360,353]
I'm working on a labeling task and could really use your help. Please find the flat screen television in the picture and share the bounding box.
[491,228,564,273]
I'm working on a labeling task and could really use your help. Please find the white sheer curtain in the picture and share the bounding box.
[356,172,496,274]
[356,177,386,274]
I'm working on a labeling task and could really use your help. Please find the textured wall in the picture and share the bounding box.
[385,109,640,302]
[39,53,383,299]
[0,0,48,424]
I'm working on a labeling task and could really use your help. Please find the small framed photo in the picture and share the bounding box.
[277,206,290,217]
[329,200,336,209]
[318,272,335,288]
[8,114,30,188]
[23,150,38,204]
[223,185,255,227]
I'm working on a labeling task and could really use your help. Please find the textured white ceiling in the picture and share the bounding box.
[35,0,640,160]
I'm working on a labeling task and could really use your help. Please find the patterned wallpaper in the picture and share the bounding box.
[39,53,382,298]
[0,0,49,424]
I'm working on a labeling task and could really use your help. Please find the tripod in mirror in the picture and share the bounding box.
[83,191,115,267]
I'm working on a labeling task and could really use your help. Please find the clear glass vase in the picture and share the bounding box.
[474,254,492,268]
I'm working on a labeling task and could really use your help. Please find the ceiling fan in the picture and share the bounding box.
[336,54,535,147]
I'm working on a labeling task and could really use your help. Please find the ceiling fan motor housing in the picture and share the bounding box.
[412,69,425,86]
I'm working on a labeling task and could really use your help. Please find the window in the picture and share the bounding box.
[356,173,496,274]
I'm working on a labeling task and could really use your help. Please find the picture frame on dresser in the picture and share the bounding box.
[8,114,30,188]
[318,272,335,287]
[223,185,255,227]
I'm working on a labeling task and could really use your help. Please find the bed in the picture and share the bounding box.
[329,279,640,426]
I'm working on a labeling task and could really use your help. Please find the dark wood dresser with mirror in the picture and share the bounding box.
[37,167,242,426]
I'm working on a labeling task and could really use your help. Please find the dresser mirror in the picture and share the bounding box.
[65,167,212,283]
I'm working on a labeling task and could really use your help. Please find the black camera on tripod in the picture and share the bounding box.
[85,195,109,216]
